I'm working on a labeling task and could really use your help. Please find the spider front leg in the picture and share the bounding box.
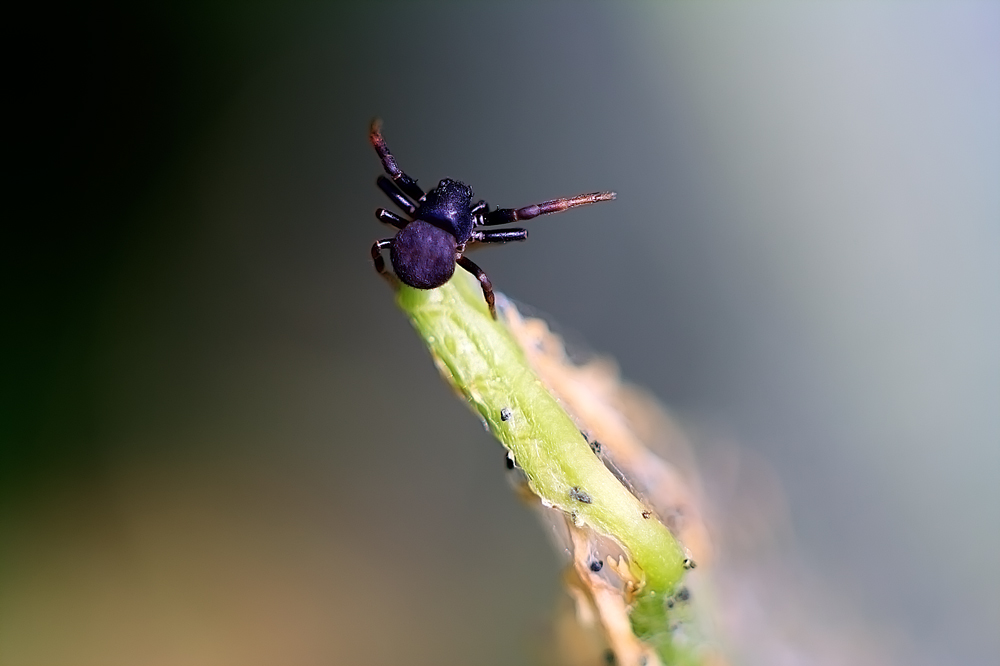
[482,191,616,226]
[370,119,425,202]
[456,255,496,320]
[470,200,489,218]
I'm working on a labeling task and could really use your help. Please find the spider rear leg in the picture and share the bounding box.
[456,255,496,319]
[482,191,616,226]
[370,119,425,201]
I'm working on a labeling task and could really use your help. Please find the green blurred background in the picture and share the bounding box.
[4,2,998,664]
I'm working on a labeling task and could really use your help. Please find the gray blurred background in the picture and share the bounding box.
[3,2,998,665]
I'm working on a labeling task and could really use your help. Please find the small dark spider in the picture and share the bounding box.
[369,120,616,318]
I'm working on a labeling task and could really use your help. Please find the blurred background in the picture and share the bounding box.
[4,2,998,665]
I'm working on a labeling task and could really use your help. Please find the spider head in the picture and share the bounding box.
[416,178,475,242]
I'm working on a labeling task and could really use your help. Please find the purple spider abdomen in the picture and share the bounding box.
[390,219,457,289]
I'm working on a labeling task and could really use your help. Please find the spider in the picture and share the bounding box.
[369,120,616,319]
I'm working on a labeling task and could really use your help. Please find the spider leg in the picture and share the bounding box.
[456,255,496,319]
[371,238,395,282]
[471,228,528,244]
[376,208,408,229]
[370,119,425,201]
[482,191,616,226]
[377,176,417,215]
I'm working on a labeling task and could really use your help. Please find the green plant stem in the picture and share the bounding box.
[396,271,691,658]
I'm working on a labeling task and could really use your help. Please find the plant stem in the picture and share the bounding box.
[396,270,691,661]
